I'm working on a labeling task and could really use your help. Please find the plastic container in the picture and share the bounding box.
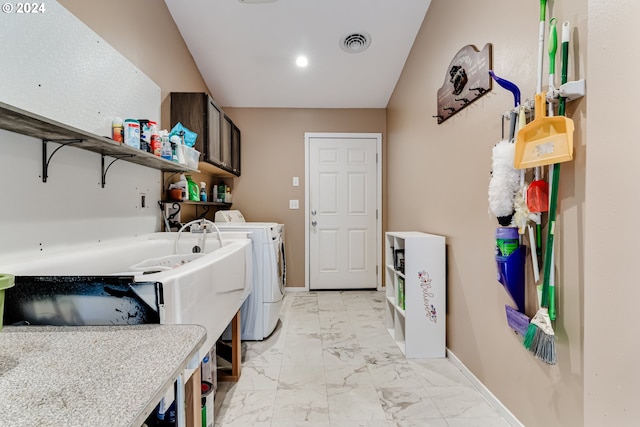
[166,187,182,201]
[173,139,186,165]
[496,246,526,313]
[112,117,123,143]
[0,274,15,331]
[495,227,519,256]
[170,135,180,163]
[149,121,161,156]
[185,175,198,201]
[183,146,201,169]
[139,119,151,152]
[129,253,204,273]
[177,174,189,201]
[201,381,214,427]
[160,131,172,160]
[217,184,227,203]
[123,119,140,149]
[156,400,176,424]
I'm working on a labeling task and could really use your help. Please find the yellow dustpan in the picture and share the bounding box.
[514,92,574,169]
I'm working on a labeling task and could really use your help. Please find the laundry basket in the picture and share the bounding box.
[0,274,15,331]
[129,253,204,273]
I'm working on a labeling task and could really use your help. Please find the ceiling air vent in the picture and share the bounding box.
[340,32,371,53]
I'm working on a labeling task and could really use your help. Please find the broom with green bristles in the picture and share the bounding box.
[522,161,558,364]
[523,18,572,366]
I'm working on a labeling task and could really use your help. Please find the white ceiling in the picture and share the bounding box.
[164,0,432,109]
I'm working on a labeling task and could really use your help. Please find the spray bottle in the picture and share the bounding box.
[160,131,172,161]
[200,182,208,202]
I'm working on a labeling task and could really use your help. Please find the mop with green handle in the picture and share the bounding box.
[547,18,558,321]
[548,20,571,321]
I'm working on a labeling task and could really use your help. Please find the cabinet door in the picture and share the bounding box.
[170,92,205,154]
[206,97,222,165]
[231,123,241,175]
[221,114,232,169]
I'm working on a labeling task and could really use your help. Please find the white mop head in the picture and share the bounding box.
[488,140,520,219]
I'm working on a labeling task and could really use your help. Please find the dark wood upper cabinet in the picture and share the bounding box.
[170,92,240,177]
[231,123,241,175]
[207,98,222,165]
[221,113,232,169]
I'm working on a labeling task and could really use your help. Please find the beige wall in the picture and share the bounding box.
[585,0,640,425]
[59,0,228,217]
[54,0,640,425]
[59,0,209,129]
[222,108,386,287]
[387,0,586,425]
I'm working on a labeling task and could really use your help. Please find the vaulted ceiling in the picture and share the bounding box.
[165,0,432,108]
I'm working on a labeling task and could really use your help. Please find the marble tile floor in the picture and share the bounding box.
[214,290,510,427]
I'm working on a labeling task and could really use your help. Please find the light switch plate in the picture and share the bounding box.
[292,176,299,187]
[289,199,299,209]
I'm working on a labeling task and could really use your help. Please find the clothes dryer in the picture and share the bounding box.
[215,210,285,340]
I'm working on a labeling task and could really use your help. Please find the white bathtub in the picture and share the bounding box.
[0,232,253,354]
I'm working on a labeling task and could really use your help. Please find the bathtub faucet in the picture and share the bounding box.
[199,219,224,251]
[174,219,224,255]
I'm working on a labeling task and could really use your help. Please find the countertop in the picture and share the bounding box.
[0,324,206,427]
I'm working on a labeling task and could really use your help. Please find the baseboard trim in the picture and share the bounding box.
[286,287,384,293]
[284,286,307,293]
[446,349,524,427]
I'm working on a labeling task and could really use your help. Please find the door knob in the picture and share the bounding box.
[311,209,317,216]
[311,220,317,226]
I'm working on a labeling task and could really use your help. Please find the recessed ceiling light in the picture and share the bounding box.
[296,56,308,67]
[340,32,371,53]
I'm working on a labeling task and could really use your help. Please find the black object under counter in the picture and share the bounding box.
[3,275,162,327]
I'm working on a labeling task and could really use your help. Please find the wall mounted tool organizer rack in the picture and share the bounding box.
[0,101,199,186]
[497,81,585,123]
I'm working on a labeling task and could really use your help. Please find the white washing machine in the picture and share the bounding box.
[215,210,285,340]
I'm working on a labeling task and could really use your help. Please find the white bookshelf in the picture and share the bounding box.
[385,231,446,358]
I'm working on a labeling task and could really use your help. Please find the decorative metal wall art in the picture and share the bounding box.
[434,44,492,124]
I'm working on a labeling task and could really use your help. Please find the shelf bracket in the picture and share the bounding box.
[101,154,135,188]
[196,204,212,220]
[42,139,84,183]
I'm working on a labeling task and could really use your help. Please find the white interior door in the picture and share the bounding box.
[305,133,381,290]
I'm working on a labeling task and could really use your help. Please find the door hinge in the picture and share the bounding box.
[376,209,378,219]
[376,153,378,163]
[376,265,378,276]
